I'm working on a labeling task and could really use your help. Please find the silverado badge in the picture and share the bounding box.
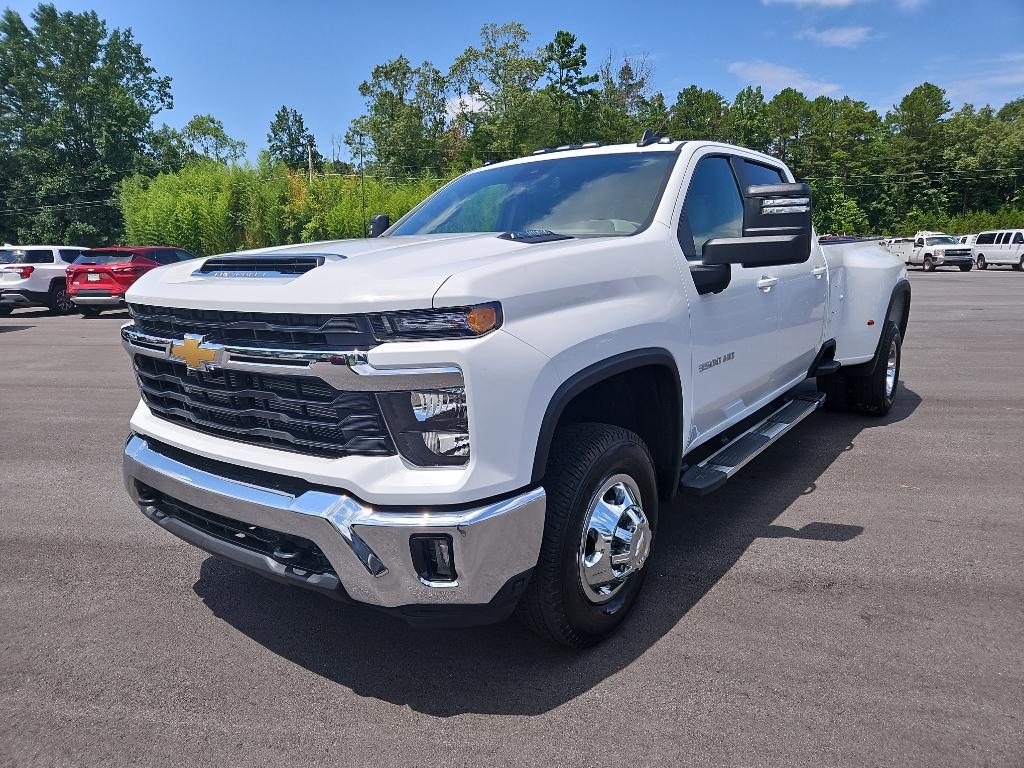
[170,334,218,371]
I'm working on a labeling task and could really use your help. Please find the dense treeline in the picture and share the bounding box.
[3,9,1023,252]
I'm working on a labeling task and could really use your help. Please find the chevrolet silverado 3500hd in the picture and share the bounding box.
[120,138,910,647]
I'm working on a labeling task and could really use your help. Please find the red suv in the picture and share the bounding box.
[66,246,195,317]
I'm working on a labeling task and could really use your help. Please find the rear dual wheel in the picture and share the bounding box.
[517,423,657,648]
[817,321,902,418]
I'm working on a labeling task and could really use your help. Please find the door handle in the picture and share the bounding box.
[757,275,779,292]
[812,266,827,279]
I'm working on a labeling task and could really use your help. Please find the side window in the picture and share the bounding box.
[25,249,55,264]
[1014,232,1024,245]
[59,249,81,262]
[149,250,179,265]
[976,232,995,245]
[998,232,1009,244]
[740,160,785,187]
[176,250,196,261]
[679,156,744,260]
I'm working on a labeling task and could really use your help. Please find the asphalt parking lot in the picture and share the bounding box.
[1,269,1022,767]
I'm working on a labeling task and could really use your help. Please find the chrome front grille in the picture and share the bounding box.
[133,354,394,457]
[128,303,375,349]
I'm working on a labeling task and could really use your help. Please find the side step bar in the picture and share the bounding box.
[679,391,826,496]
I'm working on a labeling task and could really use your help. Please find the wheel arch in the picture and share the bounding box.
[531,348,683,501]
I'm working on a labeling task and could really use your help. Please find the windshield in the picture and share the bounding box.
[75,251,134,264]
[391,152,678,237]
[926,236,958,246]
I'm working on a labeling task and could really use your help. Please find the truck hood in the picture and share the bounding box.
[125,233,558,313]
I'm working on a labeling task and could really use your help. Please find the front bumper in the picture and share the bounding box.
[933,254,972,265]
[123,434,545,622]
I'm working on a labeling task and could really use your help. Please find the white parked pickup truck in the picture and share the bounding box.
[889,231,973,272]
[119,138,910,647]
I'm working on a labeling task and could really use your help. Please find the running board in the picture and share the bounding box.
[679,392,826,496]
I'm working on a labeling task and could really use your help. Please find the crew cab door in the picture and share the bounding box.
[735,159,827,385]
[675,153,780,440]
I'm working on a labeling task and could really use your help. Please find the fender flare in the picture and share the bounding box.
[847,278,911,377]
[530,348,683,495]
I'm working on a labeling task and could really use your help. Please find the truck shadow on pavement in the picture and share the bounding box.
[192,385,921,717]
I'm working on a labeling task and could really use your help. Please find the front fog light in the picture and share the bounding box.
[411,535,457,583]
[379,387,470,466]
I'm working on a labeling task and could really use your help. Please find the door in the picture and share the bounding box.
[677,154,780,442]
[731,159,827,385]
[1012,232,1024,266]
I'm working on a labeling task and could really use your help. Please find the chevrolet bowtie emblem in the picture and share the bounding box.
[170,334,218,371]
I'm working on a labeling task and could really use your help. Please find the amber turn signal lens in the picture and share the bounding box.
[466,305,499,334]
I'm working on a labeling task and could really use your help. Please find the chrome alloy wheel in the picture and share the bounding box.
[885,338,898,398]
[578,474,652,604]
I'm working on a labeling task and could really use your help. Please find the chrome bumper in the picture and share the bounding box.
[122,435,545,609]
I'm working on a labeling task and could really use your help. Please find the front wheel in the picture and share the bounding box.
[516,423,658,648]
[977,255,988,270]
[849,322,902,417]
[959,264,973,272]
[1014,257,1024,272]
[923,257,935,272]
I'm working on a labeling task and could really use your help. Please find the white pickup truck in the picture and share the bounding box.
[119,138,910,647]
[888,231,974,271]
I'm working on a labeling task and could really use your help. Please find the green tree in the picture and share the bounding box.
[666,85,728,141]
[540,30,598,144]
[449,23,546,160]
[267,106,322,172]
[0,3,172,244]
[723,86,772,152]
[347,55,451,176]
[183,114,246,163]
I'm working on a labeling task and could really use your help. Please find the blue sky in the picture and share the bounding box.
[7,0,1024,160]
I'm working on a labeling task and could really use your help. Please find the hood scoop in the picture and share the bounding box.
[194,252,345,278]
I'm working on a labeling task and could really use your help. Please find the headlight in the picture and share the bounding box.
[379,387,470,466]
[369,303,501,341]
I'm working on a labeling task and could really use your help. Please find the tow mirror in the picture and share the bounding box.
[369,214,390,238]
[702,182,813,268]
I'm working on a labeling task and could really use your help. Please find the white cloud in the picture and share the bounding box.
[728,60,840,97]
[799,25,872,48]
[943,53,1024,104]
[896,0,928,9]
[446,93,486,119]
[762,0,861,6]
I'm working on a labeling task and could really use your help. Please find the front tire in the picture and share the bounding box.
[923,257,935,272]
[959,264,972,272]
[977,255,988,270]
[1014,257,1024,272]
[516,423,658,648]
[849,322,902,417]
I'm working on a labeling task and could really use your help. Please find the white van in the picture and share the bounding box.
[972,230,1024,270]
